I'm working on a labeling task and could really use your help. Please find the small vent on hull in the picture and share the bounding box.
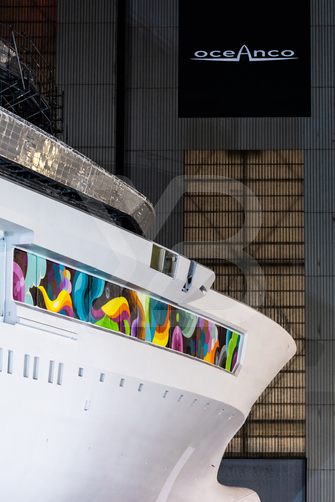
[23,354,30,378]
[57,363,64,386]
[48,360,55,384]
[7,350,13,374]
[33,357,39,380]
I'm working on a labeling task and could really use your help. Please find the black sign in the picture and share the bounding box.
[179,0,311,117]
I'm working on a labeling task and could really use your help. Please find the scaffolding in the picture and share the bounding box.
[0,24,62,136]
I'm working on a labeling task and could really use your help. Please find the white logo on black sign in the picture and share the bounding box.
[192,44,298,62]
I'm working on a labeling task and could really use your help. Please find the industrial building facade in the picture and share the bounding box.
[1,0,334,500]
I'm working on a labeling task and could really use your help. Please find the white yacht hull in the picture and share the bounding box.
[0,320,257,502]
[0,175,294,501]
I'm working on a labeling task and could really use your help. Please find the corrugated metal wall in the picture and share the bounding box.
[306,1,335,499]
[57,0,117,170]
[0,0,56,61]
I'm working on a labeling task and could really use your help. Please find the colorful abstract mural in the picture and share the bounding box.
[13,248,243,373]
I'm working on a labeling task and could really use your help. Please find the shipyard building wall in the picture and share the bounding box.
[120,0,307,475]
[55,0,334,500]
[57,0,117,171]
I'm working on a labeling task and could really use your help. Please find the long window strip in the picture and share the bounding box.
[12,247,244,373]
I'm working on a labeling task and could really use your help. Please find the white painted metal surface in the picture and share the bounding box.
[0,176,295,501]
[0,177,214,307]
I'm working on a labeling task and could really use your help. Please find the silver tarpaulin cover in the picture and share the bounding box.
[0,106,155,234]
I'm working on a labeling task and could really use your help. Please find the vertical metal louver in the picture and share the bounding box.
[184,149,305,457]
